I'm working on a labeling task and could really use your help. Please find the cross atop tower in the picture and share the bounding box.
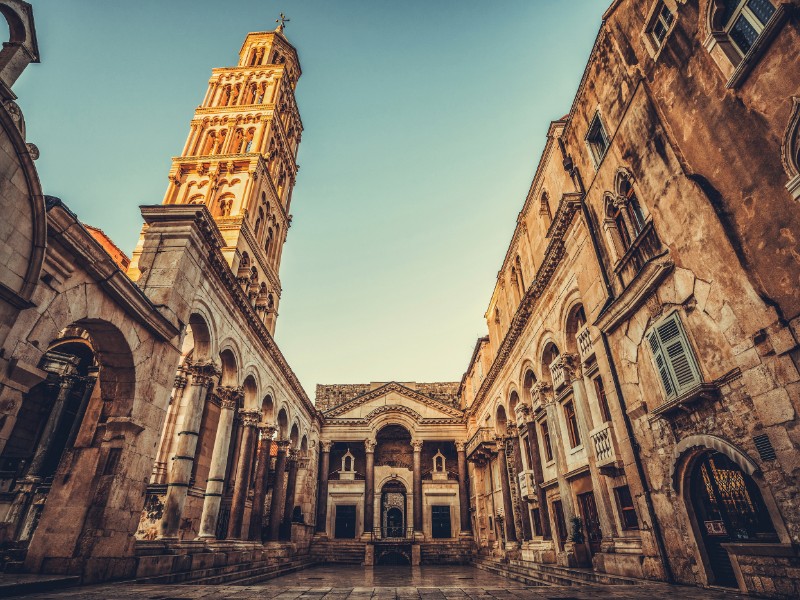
[275,13,290,31]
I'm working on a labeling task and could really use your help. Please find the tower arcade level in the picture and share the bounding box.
[160,25,302,335]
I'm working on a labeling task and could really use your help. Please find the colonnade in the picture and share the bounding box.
[156,362,305,544]
[316,437,471,538]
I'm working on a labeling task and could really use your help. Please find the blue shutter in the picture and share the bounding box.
[647,329,675,400]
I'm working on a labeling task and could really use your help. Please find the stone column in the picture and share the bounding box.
[411,439,423,533]
[248,423,277,541]
[524,415,551,538]
[158,361,217,539]
[282,450,300,537]
[456,441,471,534]
[197,387,240,539]
[155,369,188,483]
[496,437,517,543]
[227,409,260,539]
[316,440,332,533]
[267,439,290,541]
[364,438,376,536]
[540,383,577,533]
[26,374,78,476]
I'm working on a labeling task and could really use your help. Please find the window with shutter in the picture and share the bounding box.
[646,312,702,401]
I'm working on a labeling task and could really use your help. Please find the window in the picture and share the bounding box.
[540,421,553,462]
[593,376,612,423]
[721,0,776,57]
[586,113,610,169]
[564,400,581,448]
[619,177,646,235]
[646,312,703,402]
[648,1,675,47]
[614,485,640,530]
[531,508,544,537]
[552,499,568,542]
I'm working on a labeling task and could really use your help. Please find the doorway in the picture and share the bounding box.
[431,505,452,539]
[381,480,407,538]
[689,451,778,587]
[577,491,602,555]
[334,504,357,539]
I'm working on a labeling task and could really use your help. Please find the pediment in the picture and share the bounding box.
[323,382,464,424]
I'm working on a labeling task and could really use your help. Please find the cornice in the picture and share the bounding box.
[46,204,180,343]
[139,204,318,420]
[323,381,465,420]
[467,193,582,418]
[195,103,274,117]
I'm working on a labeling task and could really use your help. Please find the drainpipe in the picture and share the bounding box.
[557,138,674,583]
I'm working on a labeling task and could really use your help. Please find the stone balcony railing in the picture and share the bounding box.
[614,220,662,289]
[589,421,622,473]
[549,360,566,391]
[514,401,530,429]
[576,324,593,363]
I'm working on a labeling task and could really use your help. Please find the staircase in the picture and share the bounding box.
[473,556,644,587]
[420,539,476,565]
[134,553,316,586]
[310,537,366,564]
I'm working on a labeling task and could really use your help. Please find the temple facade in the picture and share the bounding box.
[0,1,799,597]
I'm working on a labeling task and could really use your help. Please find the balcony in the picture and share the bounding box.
[517,469,537,501]
[550,359,571,392]
[589,421,622,473]
[614,220,663,289]
[531,383,551,412]
[576,324,593,363]
[514,401,530,429]
[466,427,496,463]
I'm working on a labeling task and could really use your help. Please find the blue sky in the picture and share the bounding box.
[15,1,606,397]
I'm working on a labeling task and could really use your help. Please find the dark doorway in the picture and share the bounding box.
[376,550,410,565]
[386,507,403,538]
[577,491,602,554]
[431,505,452,538]
[689,451,778,588]
[334,504,357,539]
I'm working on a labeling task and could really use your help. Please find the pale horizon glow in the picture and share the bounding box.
[15,1,607,399]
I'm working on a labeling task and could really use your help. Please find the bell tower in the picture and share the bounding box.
[159,21,302,334]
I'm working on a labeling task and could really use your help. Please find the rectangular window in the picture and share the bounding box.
[594,376,612,423]
[553,499,568,542]
[725,0,776,56]
[614,485,640,530]
[564,400,581,448]
[646,311,702,402]
[523,436,533,470]
[541,420,553,462]
[531,508,543,537]
[585,113,610,169]
[648,1,674,47]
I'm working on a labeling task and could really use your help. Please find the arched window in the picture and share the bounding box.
[619,176,646,236]
[608,199,632,253]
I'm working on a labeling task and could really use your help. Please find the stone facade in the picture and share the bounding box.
[0,0,798,597]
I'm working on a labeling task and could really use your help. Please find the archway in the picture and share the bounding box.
[686,450,778,588]
[380,480,407,538]
[376,548,411,566]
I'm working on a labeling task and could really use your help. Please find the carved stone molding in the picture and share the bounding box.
[187,360,221,387]
[216,385,243,409]
[239,409,260,427]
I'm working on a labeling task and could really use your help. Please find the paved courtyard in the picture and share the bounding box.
[4,565,751,599]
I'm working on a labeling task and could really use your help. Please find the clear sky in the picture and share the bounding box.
[15,1,607,398]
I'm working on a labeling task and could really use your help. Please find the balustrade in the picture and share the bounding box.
[517,469,537,501]
[576,324,593,363]
[589,421,621,471]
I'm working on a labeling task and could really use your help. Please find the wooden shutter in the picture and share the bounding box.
[647,312,702,401]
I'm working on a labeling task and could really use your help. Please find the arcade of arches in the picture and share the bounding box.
[1,1,800,599]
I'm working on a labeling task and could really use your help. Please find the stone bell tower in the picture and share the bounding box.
[155,20,302,334]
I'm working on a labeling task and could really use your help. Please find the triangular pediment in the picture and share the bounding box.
[322,382,464,423]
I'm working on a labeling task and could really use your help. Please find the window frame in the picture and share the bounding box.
[540,420,553,463]
[614,485,640,531]
[593,375,612,423]
[563,400,582,449]
[646,310,704,404]
[647,1,675,49]
[585,112,610,170]
[723,0,776,58]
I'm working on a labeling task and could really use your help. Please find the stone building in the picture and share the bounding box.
[0,0,799,598]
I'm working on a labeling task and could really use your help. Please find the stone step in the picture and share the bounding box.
[0,574,81,596]
[473,557,644,587]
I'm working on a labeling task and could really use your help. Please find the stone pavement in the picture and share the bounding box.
[4,566,751,599]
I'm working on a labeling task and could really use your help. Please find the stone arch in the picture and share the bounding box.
[300,434,308,456]
[184,311,214,362]
[276,406,289,440]
[261,391,275,422]
[670,434,760,492]
[369,411,418,437]
[563,299,587,355]
[781,96,800,199]
[532,332,559,383]
[0,0,40,88]
[218,347,238,387]
[495,403,509,436]
[289,422,300,448]
[241,374,258,410]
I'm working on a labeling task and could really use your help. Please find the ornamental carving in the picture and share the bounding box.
[364,439,377,453]
[320,440,333,453]
[187,360,220,387]
[216,385,243,409]
[531,381,553,407]
[410,439,424,452]
[455,441,467,452]
[323,382,464,419]
[239,409,260,427]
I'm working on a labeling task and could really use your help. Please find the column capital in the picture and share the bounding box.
[320,440,333,453]
[455,441,467,452]
[411,439,424,452]
[558,352,581,380]
[364,438,377,453]
[287,448,299,462]
[187,360,220,387]
[531,381,553,406]
[276,439,291,451]
[174,374,188,390]
[258,423,277,437]
[239,409,260,427]
[216,385,243,409]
